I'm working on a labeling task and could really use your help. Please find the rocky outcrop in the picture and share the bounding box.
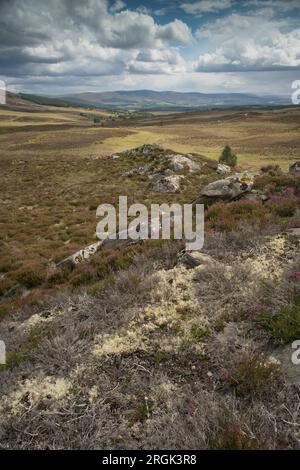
[137,143,163,155]
[150,175,184,193]
[119,145,201,180]
[56,241,103,268]
[122,164,152,177]
[121,143,164,159]
[56,236,141,269]
[289,162,300,174]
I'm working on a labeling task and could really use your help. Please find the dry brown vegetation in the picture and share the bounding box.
[1,97,300,449]
[1,229,300,449]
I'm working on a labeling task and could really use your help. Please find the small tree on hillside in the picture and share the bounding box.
[219,145,237,167]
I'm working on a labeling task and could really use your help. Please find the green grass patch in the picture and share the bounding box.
[190,325,210,340]
[261,298,300,345]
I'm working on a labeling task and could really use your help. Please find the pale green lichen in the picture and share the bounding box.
[0,375,71,415]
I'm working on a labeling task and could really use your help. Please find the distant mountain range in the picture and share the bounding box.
[10,89,291,111]
[56,89,290,110]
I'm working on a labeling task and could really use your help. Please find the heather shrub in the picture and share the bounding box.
[210,416,263,450]
[205,200,268,232]
[91,249,133,279]
[254,173,300,196]
[223,351,281,397]
[266,188,299,218]
[14,264,46,288]
[260,164,282,176]
[70,264,98,287]
[288,209,300,228]
[0,299,12,319]
[0,257,21,274]
[46,266,74,286]
[0,278,15,297]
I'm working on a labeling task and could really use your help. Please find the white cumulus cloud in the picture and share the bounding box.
[195,14,300,71]
[181,0,234,15]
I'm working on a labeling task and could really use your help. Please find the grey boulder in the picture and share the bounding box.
[196,174,254,204]
[289,162,300,174]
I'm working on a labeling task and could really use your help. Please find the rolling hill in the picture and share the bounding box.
[58,89,290,110]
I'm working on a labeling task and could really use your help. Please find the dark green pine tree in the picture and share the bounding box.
[219,145,237,167]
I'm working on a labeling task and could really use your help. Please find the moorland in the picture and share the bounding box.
[1,92,300,449]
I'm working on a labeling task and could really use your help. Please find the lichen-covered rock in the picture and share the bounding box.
[216,163,231,175]
[168,154,200,173]
[289,162,300,174]
[122,164,151,177]
[56,241,103,268]
[150,175,184,193]
[196,173,254,204]
[56,236,141,269]
[201,179,243,199]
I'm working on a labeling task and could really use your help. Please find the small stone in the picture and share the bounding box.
[180,251,218,269]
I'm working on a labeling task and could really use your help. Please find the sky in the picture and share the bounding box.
[1,0,300,96]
